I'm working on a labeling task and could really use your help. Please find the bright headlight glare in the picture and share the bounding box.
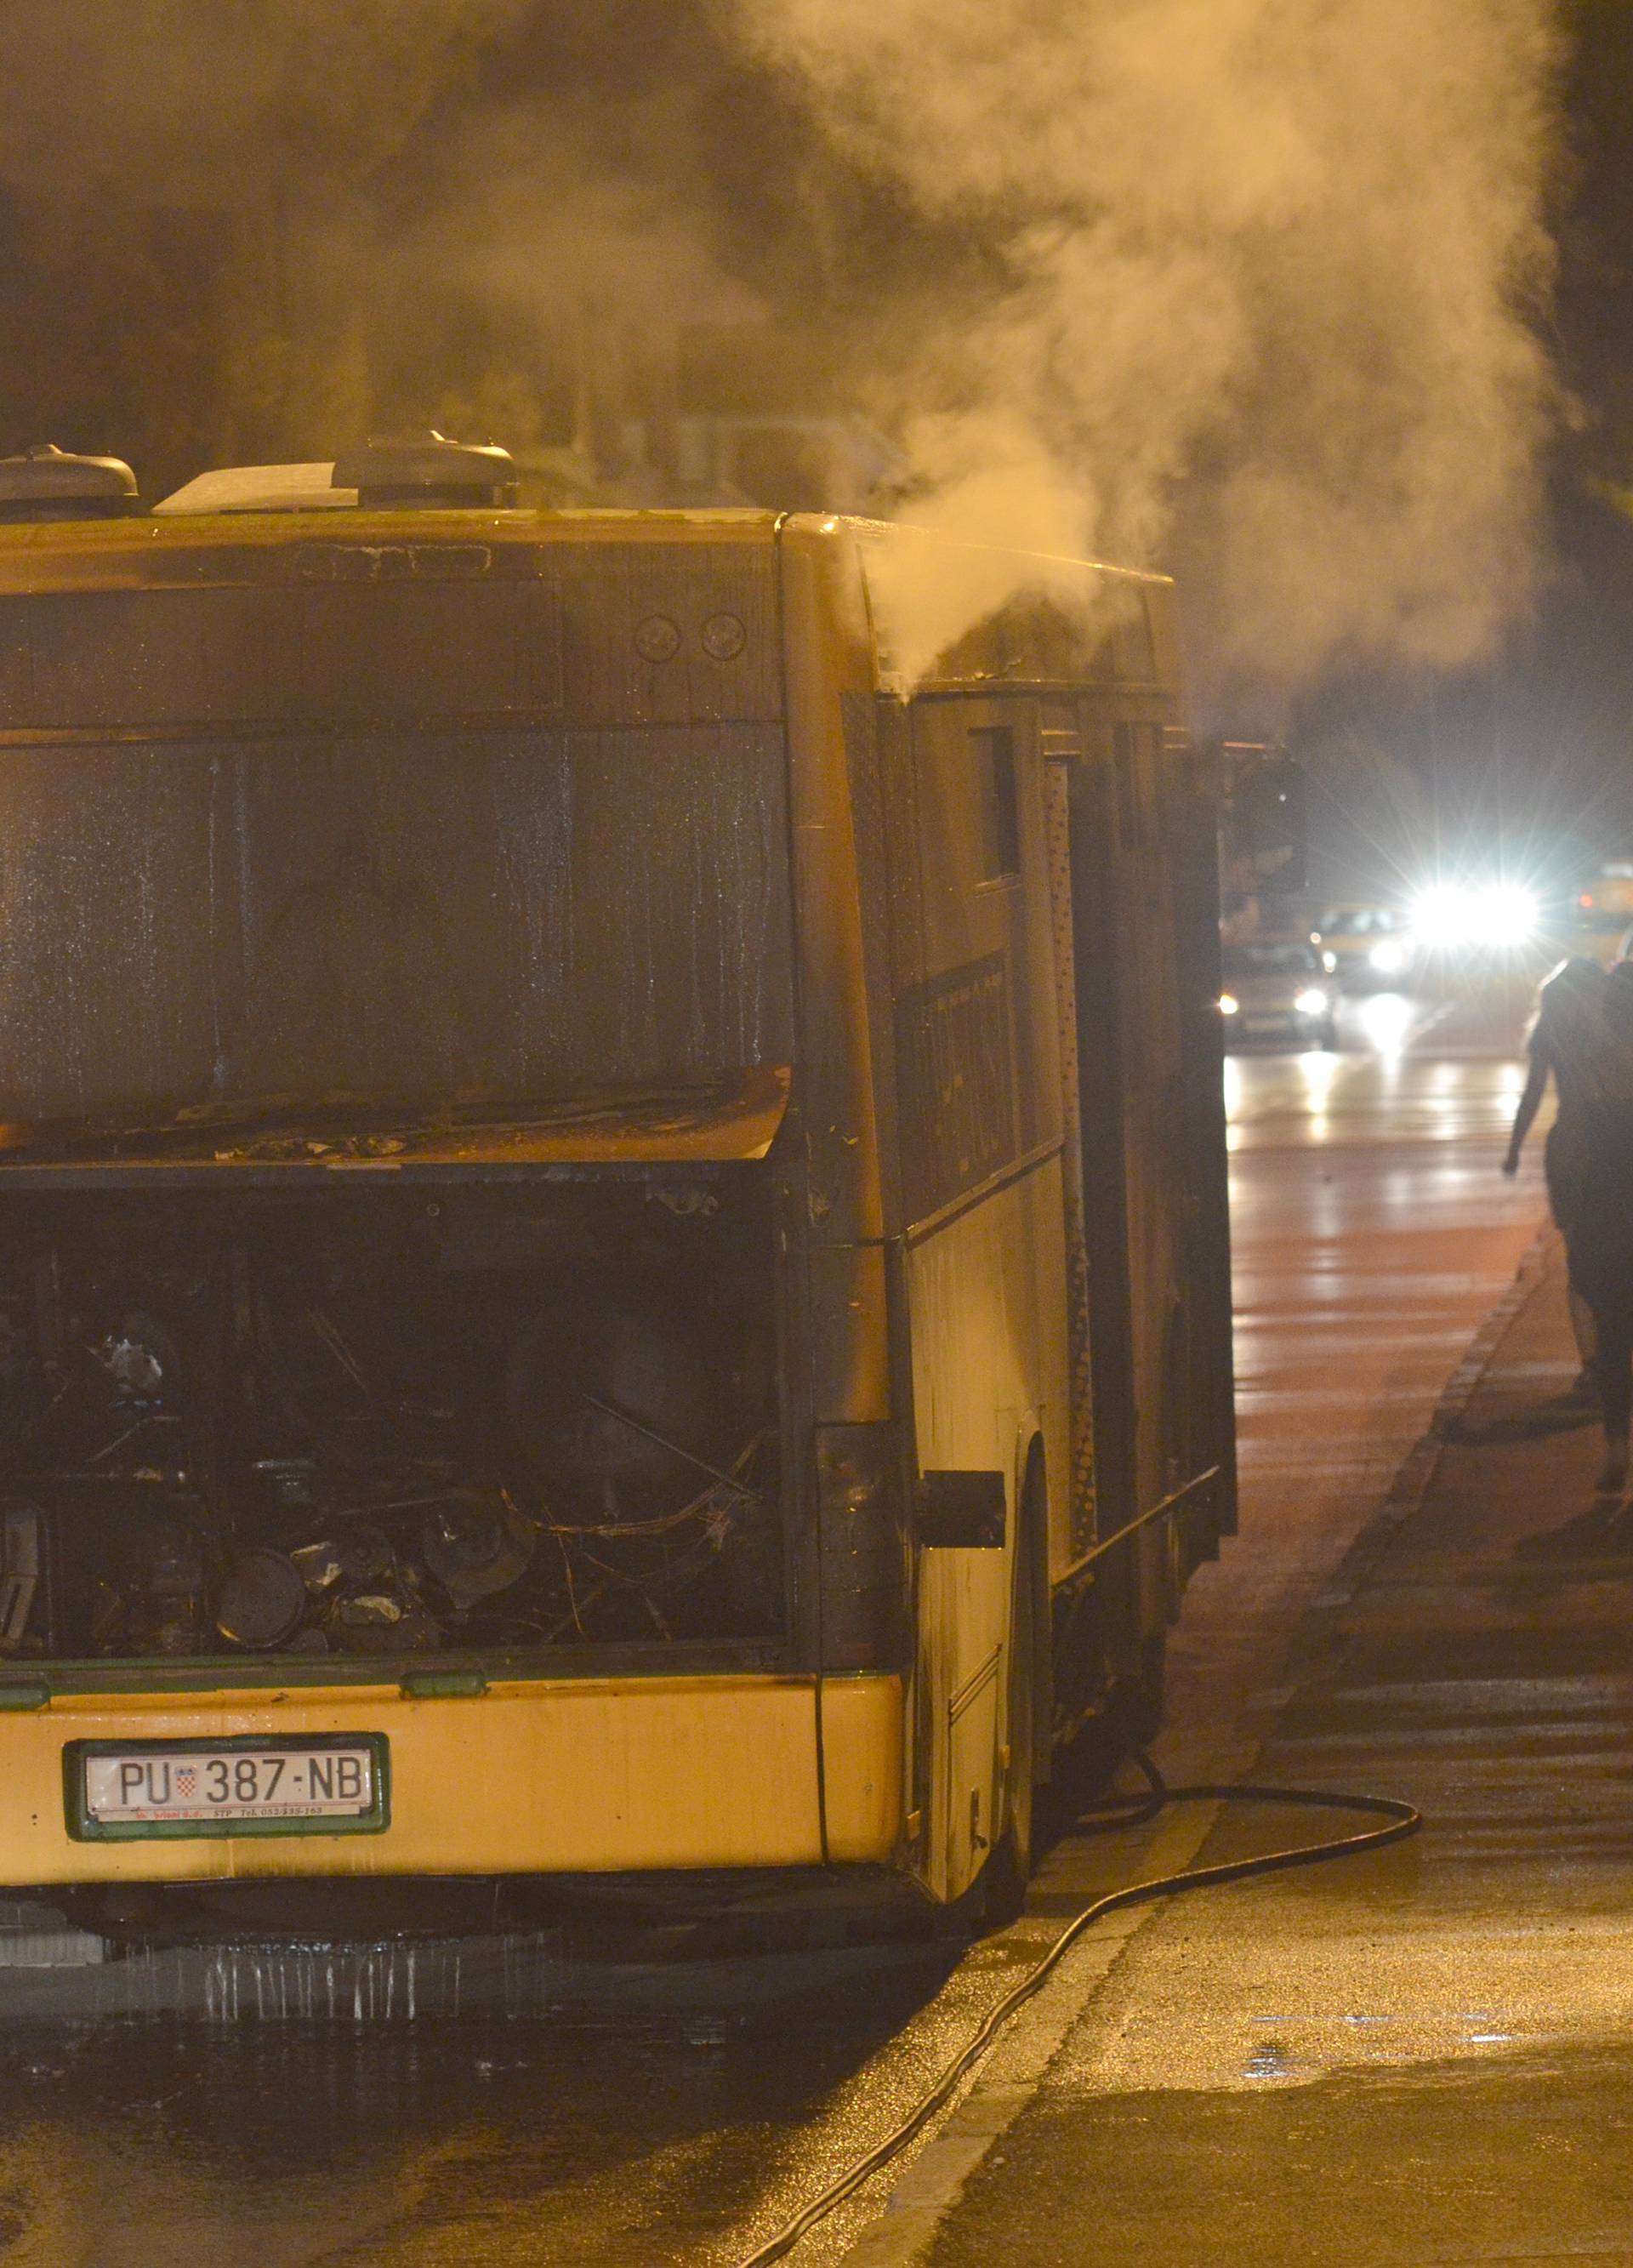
[1294,988,1329,1016]
[1470,884,1537,947]
[1411,885,1471,949]
[1219,993,1239,1015]
[1412,881,1537,949]
[1368,939,1404,974]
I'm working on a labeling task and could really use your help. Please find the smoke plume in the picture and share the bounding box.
[727,0,1562,708]
[0,1,1565,711]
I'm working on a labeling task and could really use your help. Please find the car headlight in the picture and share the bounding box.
[1219,993,1239,1015]
[1468,884,1537,948]
[1368,939,1404,974]
[1320,949,1338,974]
[1410,881,1538,950]
[1294,989,1329,1017]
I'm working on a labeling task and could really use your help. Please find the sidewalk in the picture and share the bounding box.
[919,1234,1633,2266]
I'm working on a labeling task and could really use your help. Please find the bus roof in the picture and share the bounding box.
[0,496,1176,695]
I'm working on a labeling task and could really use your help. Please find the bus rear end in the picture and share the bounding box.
[0,478,898,1890]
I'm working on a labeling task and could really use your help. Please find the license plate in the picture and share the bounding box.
[65,1735,390,1841]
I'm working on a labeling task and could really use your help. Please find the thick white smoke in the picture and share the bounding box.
[730,0,1562,706]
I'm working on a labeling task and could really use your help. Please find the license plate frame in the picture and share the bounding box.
[64,1734,390,1842]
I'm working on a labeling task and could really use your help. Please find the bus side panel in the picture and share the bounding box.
[907,1160,1067,1900]
[882,689,1067,1899]
[1108,716,1190,1540]
[777,525,903,1701]
[1173,735,1238,1553]
[1053,696,1234,1719]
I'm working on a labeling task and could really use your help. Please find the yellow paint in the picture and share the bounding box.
[0,1673,902,1886]
[908,1160,1068,1900]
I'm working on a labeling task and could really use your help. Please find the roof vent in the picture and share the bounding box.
[0,444,141,521]
[332,433,517,510]
[155,462,355,516]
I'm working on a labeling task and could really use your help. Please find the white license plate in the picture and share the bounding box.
[71,1739,387,1838]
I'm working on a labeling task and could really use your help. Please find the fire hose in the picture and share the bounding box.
[736,1753,1421,2267]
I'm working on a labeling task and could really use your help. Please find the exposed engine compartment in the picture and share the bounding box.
[0,1177,782,1664]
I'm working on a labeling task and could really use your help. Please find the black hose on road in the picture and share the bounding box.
[735,1755,1421,2268]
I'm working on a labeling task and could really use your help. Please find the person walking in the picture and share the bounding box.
[1559,959,1633,1496]
[1505,955,1610,1395]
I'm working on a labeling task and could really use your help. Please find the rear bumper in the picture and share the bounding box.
[0,1673,903,1886]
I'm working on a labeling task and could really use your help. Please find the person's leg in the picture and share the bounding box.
[1547,1131,1598,1393]
[1592,1313,1633,1494]
[1569,1288,1599,1396]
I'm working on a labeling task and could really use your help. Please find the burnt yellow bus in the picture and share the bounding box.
[0,437,1232,1911]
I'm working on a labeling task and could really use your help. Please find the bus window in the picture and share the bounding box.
[886,698,1055,1222]
[971,726,1021,883]
[1112,722,1144,850]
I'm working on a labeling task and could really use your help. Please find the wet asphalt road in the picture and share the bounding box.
[1177,988,1546,1773]
[0,992,1551,2268]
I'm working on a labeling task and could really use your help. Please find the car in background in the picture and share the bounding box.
[1220,940,1338,1049]
[1570,863,1633,966]
[1311,903,1412,989]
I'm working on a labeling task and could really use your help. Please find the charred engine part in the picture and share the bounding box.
[0,1314,37,1450]
[503,1270,782,1643]
[36,1308,185,1470]
[289,1523,392,1596]
[330,1582,440,1654]
[420,1490,534,1610]
[0,1502,42,1653]
[0,1178,783,1661]
[287,1523,441,1652]
[97,1501,211,1657]
[250,1457,326,1524]
[504,1278,740,1526]
[100,1321,169,1401]
[214,1547,306,1650]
